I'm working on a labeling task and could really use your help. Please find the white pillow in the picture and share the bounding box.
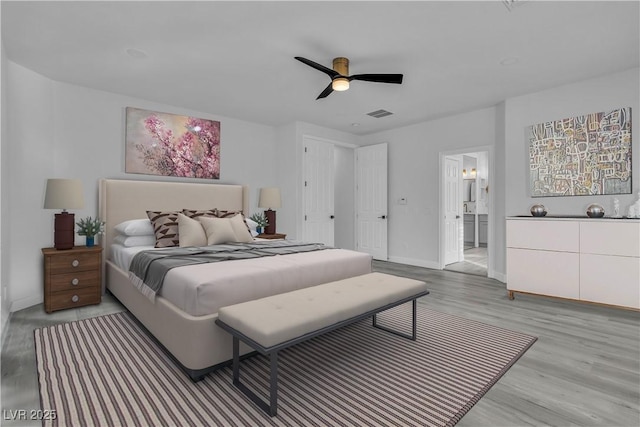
[229,213,254,243]
[245,217,259,237]
[113,234,156,247]
[245,218,258,230]
[198,217,238,245]
[178,213,207,247]
[114,219,154,236]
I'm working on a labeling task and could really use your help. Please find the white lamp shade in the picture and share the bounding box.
[44,179,84,210]
[258,187,281,209]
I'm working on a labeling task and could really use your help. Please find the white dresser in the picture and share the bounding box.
[506,217,640,310]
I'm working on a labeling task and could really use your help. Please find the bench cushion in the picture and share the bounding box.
[217,272,428,349]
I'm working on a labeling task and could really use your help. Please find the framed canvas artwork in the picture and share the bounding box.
[125,107,221,179]
[528,107,632,197]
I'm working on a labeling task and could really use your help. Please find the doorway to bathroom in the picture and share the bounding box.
[441,149,490,277]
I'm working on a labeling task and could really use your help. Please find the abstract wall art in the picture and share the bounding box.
[528,107,632,197]
[125,107,220,179]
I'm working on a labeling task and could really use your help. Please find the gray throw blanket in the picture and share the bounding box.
[128,240,330,301]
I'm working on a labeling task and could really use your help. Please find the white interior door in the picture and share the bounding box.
[303,138,335,245]
[356,143,388,260]
[444,157,462,265]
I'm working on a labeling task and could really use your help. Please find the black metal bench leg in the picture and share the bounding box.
[269,351,278,416]
[372,299,418,341]
[232,336,240,384]
[231,338,280,417]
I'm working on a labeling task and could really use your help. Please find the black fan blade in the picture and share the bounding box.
[316,83,334,99]
[295,57,339,79]
[350,74,404,84]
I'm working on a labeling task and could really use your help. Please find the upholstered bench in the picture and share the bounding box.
[215,272,429,416]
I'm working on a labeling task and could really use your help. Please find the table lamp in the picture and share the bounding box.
[44,179,84,250]
[259,187,281,234]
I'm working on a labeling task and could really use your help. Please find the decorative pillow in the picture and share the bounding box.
[113,234,156,247]
[229,213,254,243]
[182,209,218,219]
[214,209,244,218]
[198,217,238,245]
[114,219,154,236]
[146,211,180,248]
[245,217,259,237]
[216,210,252,235]
[178,213,207,247]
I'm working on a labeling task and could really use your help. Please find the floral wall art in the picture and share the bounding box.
[528,107,632,197]
[125,107,221,179]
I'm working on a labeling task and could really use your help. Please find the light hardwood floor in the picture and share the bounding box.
[444,246,488,277]
[1,262,639,427]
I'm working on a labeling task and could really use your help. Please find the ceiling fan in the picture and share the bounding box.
[294,56,403,100]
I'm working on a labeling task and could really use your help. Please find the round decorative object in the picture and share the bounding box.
[530,204,547,217]
[586,203,605,218]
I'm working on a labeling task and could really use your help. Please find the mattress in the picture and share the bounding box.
[110,243,372,316]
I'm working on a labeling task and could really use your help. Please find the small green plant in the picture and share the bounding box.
[249,212,269,227]
[76,216,105,237]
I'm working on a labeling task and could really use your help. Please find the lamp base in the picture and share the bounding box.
[264,209,276,234]
[54,212,75,250]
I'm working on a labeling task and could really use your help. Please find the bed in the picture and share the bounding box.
[99,179,372,380]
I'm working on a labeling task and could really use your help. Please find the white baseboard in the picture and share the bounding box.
[1,310,11,350]
[10,295,42,313]
[490,269,506,283]
[386,256,441,270]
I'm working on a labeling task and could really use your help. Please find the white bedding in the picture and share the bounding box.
[110,243,372,316]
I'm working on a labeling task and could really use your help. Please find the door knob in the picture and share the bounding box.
[330,215,335,219]
[378,215,387,219]
[456,215,460,219]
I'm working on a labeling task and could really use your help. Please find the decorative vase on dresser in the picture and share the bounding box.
[506,217,640,310]
[42,246,102,313]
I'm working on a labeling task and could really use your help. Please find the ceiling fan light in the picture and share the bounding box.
[332,78,350,91]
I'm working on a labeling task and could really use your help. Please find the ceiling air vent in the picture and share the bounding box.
[367,109,394,118]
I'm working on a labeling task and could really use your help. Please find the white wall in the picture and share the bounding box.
[505,68,640,218]
[1,39,10,338]
[360,68,639,280]
[361,107,497,269]
[5,60,279,312]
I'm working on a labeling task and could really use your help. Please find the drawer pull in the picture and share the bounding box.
[71,260,80,268]
[71,278,79,286]
[71,295,79,303]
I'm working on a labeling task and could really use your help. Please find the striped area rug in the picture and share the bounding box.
[35,305,536,427]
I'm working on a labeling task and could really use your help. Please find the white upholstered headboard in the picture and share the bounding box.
[99,179,249,253]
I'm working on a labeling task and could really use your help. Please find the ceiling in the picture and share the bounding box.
[2,1,639,136]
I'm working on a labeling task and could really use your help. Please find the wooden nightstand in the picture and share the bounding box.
[42,246,102,313]
[257,233,287,240]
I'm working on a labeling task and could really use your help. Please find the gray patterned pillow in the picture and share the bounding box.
[146,211,180,248]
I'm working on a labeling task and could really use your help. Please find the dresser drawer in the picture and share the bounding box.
[42,246,103,313]
[49,270,100,292]
[49,251,100,274]
[48,287,100,312]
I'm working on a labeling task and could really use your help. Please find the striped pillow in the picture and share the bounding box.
[146,211,180,248]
